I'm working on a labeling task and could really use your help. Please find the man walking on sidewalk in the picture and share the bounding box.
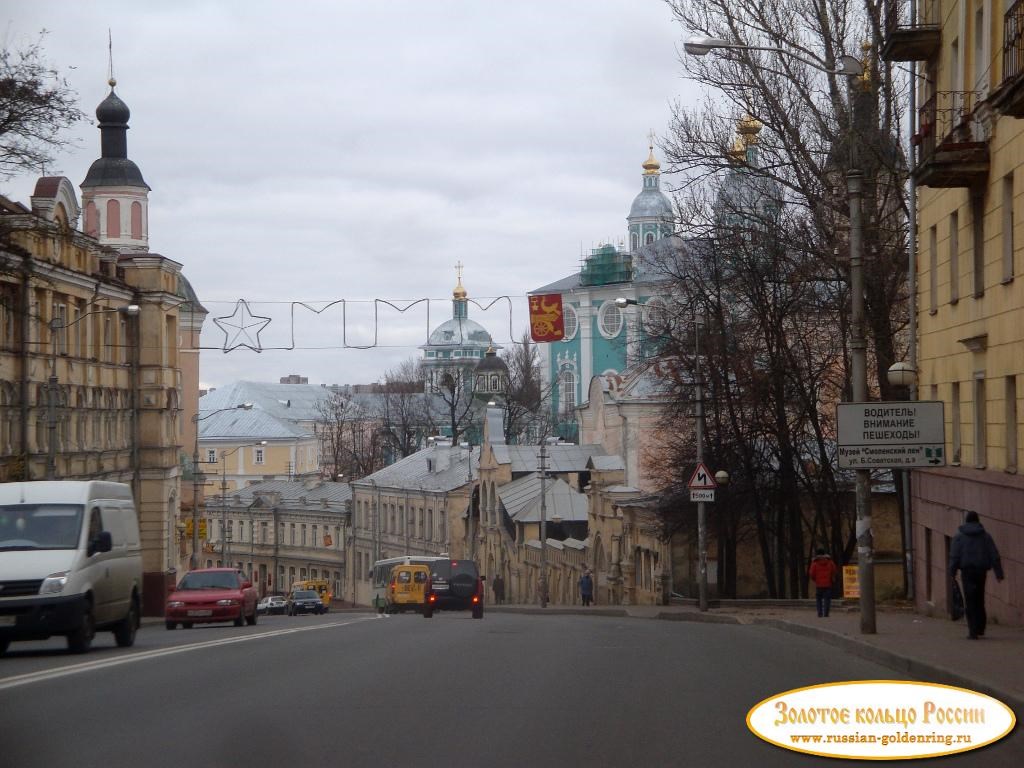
[808,548,838,617]
[950,511,1005,639]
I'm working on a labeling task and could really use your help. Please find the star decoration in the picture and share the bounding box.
[213,300,272,352]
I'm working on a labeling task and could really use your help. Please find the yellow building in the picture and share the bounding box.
[883,0,1023,625]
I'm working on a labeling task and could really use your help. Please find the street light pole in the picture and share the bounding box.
[538,440,549,608]
[682,38,876,633]
[694,314,709,612]
[218,439,266,568]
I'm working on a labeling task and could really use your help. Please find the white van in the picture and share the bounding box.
[0,481,142,655]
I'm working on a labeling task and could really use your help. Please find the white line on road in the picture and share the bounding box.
[0,615,380,692]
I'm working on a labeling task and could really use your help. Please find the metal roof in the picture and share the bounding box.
[491,443,605,473]
[197,407,310,440]
[588,455,625,471]
[354,444,479,493]
[225,479,351,509]
[497,472,589,523]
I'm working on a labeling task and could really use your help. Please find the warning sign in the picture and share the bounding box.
[688,462,717,490]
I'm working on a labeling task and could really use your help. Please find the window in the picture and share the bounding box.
[106,199,121,238]
[973,375,987,468]
[131,201,143,239]
[952,382,962,464]
[52,303,67,356]
[427,510,433,541]
[558,368,576,416]
[1006,376,1018,472]
[644,232,654,245]
[312,525,318,548]
[254,447,265,464]
[598,302,623,338]
[301,524,307,547]
[631,232,639,251]
[289,523,296,545]
[642,297,668,336]
[206,449,216,464]
[971,195,984,297]
[1003,174,1015,283]
[84,201,98,237]
[261,521,268,544]
[949,210,959,304]
[562,304,578,341]
[929,225,938,313]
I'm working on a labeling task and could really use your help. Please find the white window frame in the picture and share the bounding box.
[562,303,578,341]
[598,301,623,339]
[255,447,265,465]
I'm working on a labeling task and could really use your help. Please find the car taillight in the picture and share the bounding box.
[429,594,436,603]
[390,585,395,593]
[472,595,479,604]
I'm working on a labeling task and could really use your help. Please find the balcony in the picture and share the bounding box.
[913,91,990,189]
[990,0,1024,116]
[881,0,941,62]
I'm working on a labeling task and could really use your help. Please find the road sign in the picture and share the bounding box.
[688,461,717,489]
[690,489,715,503]
[185,519,208,538]
[843,565,859,599]
[837,401,946,468]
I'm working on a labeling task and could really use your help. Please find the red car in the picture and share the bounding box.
[165,568,258,630]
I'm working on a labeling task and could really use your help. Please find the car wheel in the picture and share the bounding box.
[165,621,177,630]
[182,622,194,629]
[234,611,245,627]
[0,638,10,655]
[67,600,95,654]
[247,606,257,626]
[472,605,483,620]
[114,595,139,647]
[423,607,433,619]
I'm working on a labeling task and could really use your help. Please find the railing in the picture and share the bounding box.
[1004,0,1024,83]
[884,0,940,36]
[916,91,985,164]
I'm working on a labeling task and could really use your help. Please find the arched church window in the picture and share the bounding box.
[490,375,498,390]
[642,296,669,336]
[558,368,576,416]
[631,232,639,251]
[84,202,98,238]
[106,200,121,238]
[131,202,143,239]
[562,304,578,342]
[645,232,654,245]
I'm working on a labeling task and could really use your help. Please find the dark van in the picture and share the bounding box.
[424,559,484,619]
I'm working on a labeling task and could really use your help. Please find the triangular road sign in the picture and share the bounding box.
[688,461,717,489]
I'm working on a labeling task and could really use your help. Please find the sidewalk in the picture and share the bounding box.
[490,601,1024,714]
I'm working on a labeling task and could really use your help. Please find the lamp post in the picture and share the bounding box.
[683,38,876,633]
[538,440,549,608]
[219,440,266,567]
[45,304,140,480]
[190,403,253,569]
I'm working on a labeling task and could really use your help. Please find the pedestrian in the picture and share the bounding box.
[808,548,838,618]
[578,570,594,606]
[492,573,505,605]
[949,511,1005,639]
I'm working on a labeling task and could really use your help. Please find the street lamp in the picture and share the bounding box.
[190,403,253,569]
[45,304,140,480]
[683,38,876,633]
[537,440,549,608]
[219,440,266,567]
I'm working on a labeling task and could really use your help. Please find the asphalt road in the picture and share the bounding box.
[1,611,1019,767]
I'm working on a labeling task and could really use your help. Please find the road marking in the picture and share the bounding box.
[0,615,379,692]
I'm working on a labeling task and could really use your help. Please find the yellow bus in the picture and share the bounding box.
[291,579,332,612]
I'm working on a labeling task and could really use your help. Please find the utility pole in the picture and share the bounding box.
[695,316,708,612]
[539,441,548,608]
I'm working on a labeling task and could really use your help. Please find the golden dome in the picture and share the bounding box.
[453,276,467,300]
[737,114,762,138]
[727,135,746,164]
[642,145,661,175]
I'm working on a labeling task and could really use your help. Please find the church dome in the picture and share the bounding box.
[426,318,494,348]
[629,187,674,219]
[474,346,508,373]
[96,81,130,125]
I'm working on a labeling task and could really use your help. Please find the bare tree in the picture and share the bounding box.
[377,357,437,459]
[314,391,385,481]
[499,331,551,444]
[650,0,909,596]
[434,367,476,445]
[0,34,85,181]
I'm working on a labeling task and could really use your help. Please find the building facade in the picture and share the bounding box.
[529,144,676,439]
[883,0,1023,625]
[0,79,199,613]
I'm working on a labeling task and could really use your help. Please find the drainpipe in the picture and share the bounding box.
[18,257,31,477]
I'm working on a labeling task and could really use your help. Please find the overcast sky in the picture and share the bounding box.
[3,1,695,389]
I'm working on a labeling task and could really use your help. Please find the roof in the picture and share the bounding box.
[229,479,352,507]
[354,444,479,493]
[497,472,589,523]
[529,236,684,296]
[197,407,310,441]
[490,443,605,473]
[588,455,625,471]
[200,382,331,422]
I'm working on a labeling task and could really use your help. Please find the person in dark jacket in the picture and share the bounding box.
[949,511,1004,639]
[808,548,839,617]
[578,571,594,606]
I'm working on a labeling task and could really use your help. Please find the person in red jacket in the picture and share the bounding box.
[808,548,839,617]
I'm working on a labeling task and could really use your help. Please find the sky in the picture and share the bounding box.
[3,1,696,389]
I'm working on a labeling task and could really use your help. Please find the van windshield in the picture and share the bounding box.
[0,504,83,550]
